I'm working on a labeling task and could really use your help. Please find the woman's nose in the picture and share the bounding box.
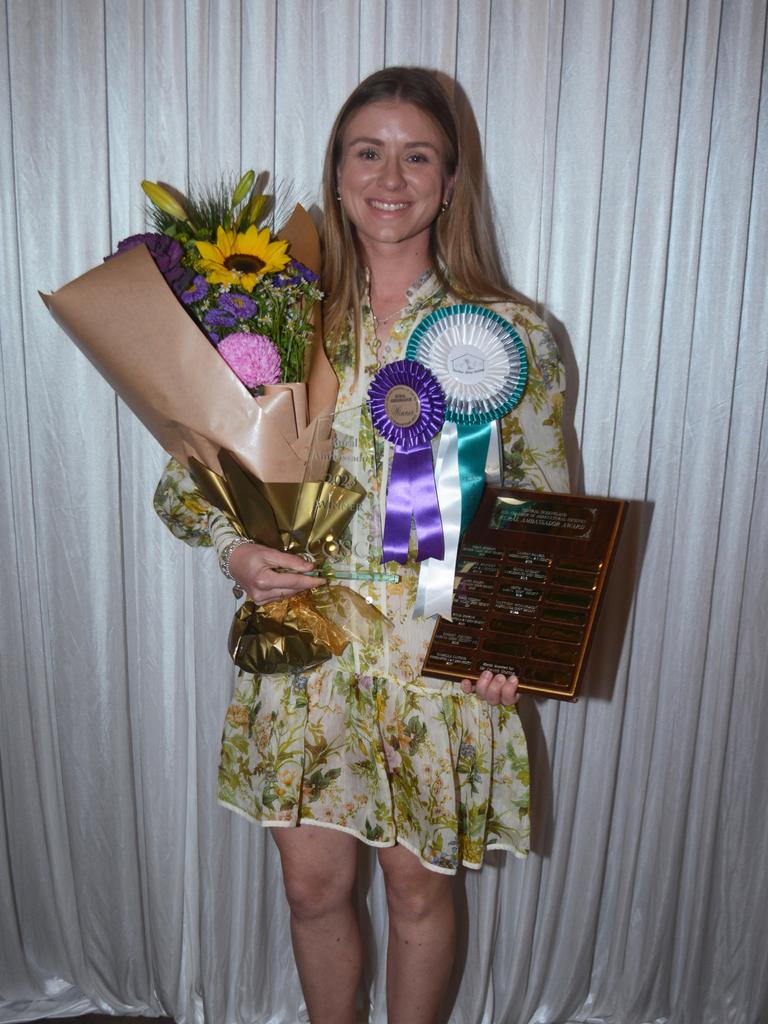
[377,156,406,190]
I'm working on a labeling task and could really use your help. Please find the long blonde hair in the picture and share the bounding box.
[321,66,516,343]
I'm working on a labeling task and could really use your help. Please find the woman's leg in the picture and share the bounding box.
[270,825,362,1024]
[378,843,457,1024]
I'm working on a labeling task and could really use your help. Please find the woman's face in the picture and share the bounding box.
[336,99,454,257]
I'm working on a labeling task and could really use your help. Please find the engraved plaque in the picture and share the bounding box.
[422,488,627,701]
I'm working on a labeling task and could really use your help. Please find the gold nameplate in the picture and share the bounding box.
[384,385,421,427]
[422,488,627,701]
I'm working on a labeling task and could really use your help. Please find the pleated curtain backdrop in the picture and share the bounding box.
[1,1,767,1023]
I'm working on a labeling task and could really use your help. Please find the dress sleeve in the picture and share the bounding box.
[153,456,243,559]
[498,304,570,494]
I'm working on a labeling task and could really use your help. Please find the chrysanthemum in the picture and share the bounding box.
[193,224,291,292]
[217,332,282,389]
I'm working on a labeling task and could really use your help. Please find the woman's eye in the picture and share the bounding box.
[357,148,378,160]
[406,152,429,164]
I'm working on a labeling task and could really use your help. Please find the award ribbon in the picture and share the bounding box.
[406,305,528,618]
[368,360,446,564]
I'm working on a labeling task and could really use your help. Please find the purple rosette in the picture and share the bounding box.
[367,359,446,564]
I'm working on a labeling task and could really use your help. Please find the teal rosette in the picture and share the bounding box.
[406,304,528,618]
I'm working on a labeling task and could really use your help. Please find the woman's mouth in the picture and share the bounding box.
[368,199,411,211]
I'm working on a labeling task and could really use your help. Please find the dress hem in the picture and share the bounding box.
[217,797,528,875]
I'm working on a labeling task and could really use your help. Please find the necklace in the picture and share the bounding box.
[371,304,405,328]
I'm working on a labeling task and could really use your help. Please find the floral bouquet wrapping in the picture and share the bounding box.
[188,444,390,674]
[42,172,385,673]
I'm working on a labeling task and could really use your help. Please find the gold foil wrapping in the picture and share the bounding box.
[229,585,386,675]
[189,451,386,674]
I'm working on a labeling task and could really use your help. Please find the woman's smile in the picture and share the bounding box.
[368,199,411,210]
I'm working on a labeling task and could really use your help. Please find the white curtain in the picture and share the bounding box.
[1,1,767,1022]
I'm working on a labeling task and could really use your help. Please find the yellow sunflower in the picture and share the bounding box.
[193,224,291,291]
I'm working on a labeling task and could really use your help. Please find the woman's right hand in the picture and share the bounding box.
[227,543,325,604]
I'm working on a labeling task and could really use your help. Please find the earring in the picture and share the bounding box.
[440,196,451,213]
[335,191,342,201]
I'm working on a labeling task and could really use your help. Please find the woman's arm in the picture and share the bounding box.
[153,456,219,547]
[153,457,323,603]
[499,304,570,494]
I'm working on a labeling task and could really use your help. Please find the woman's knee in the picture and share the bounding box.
[378,845,454,923]
[271,826,359,921]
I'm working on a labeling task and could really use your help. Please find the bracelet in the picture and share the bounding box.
[219,537,254,580]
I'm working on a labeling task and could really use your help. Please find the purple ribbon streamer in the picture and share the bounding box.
[368,360,446,565]
[382,444,445,563]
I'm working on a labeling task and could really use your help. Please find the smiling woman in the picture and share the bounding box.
[152,66,569,1024]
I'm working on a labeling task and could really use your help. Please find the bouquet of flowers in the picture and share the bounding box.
[123,171,320,387]
[42,172,386,673]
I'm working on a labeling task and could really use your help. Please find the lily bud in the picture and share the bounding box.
[239,192,267,230]
[231,169,256,208]
[141,180,190,223]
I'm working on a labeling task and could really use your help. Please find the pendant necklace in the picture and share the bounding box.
[371,303,405,334]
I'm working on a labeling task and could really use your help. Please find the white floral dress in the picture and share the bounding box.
[153,270,569,874]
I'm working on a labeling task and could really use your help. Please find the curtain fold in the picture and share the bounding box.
[2,2,767,1022]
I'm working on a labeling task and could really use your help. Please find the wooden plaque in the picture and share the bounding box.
[422,488,627,701]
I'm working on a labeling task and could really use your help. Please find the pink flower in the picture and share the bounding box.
[383,742,401,772]
[217,332,281,389]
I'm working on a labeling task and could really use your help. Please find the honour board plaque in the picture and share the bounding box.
[422,488,627,700]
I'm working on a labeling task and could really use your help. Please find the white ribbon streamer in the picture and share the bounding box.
[414,423,461,619]
[485,420,503,485]
[415,420,505,620]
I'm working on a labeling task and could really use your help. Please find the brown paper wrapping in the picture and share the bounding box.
[40,205,338,482]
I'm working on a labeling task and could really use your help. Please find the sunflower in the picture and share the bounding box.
[193,224,291,291]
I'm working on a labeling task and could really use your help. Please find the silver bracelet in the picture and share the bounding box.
[219,537,254,580]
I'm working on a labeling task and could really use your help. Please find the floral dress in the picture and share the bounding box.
[153,270,569,874]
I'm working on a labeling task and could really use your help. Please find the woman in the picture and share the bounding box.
[155,67,569,1024]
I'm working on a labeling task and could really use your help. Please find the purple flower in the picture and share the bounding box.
[182,275,209,304]
[219,292,258,318]
[113,232,194,298]
[116,232,166,257]
[217,332,282,389]
[291,259,319,284]
[271,260,318,288]
[272,260,317,288]
[204,308,238,329]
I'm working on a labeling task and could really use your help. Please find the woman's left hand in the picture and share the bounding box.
[460,670,520,706]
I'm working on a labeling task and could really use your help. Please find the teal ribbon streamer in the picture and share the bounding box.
[457,422,492,532]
